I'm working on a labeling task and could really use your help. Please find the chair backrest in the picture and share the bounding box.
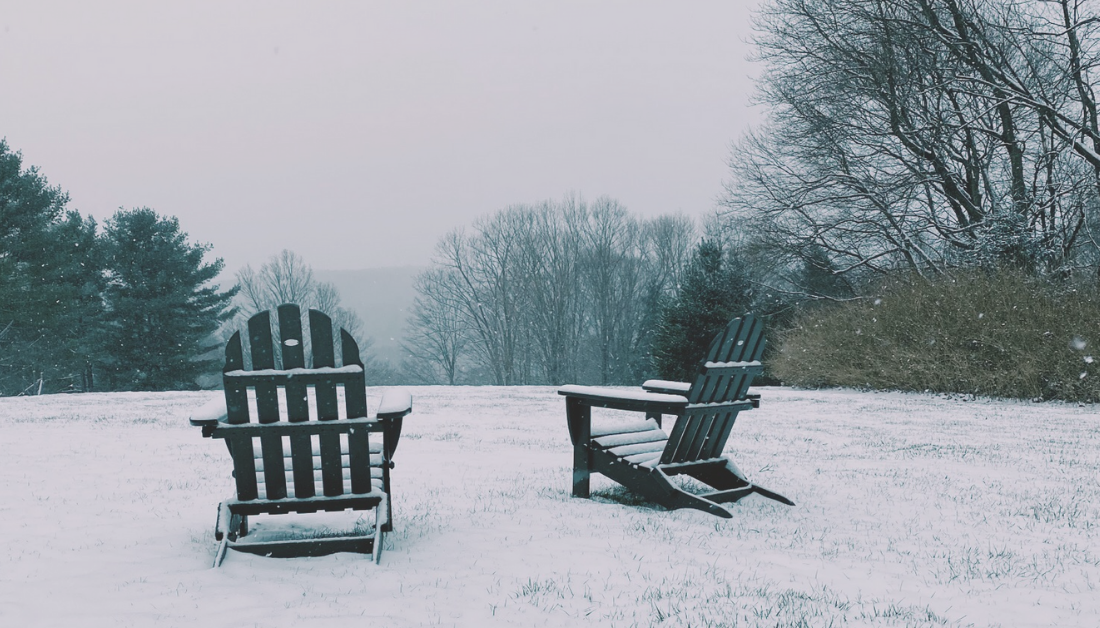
[660,315,765,465]
[221,303,375,502]
[223,304,367,425]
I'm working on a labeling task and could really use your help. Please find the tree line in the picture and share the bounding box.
[724,0,1100,296]
[0,140,236,394]
[401,196,759,385]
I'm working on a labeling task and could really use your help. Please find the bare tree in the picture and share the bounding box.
[513,197,586,384]
[644,213,696,294]
[577,197,647,384]
[231,249,372,368]
[723,0,1100,295]
[406,195,702,385]
[431,214,529,385]
[401,268,469,384]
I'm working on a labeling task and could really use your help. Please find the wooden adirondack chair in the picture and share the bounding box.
[189,304,412,566]
[558,314,792,518]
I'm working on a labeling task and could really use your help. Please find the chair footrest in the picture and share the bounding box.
[229,534,376,558]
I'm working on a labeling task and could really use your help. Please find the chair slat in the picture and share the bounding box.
[726,316,754,362]
[348,428,372,494]
[705,317,736,362]
[256,452,385,471]
[309,310,336,368]
[256,467,384,488]
[342,329,368,419]
[742,320,765,362]
[278,303,311,422]
[663,412,703,464]
[247,310,281,426]
[277,304,306,369]
[260,435,288,500]
[228,435,259,501]
[702,410,738,459]
[319,433,344,496]
[224,332,250,425]
[673,410,712,462]
[313,309,344,496]
[711,317,742,362]
[248,311,276,370]
[696,373,722,405]
[289,434,316,499]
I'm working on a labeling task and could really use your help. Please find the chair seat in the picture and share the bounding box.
[590,419,670,468]
[226,488,386,515]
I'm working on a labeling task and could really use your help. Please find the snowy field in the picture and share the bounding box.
[1,386,1098,627]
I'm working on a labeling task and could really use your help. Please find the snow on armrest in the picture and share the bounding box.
[641,379,691,394]
[189,396,227,427]
[377,389,413,418]
[558,385,688,404]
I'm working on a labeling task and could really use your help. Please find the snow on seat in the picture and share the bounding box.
[590,418,662,438]
[607,439,667,457]
[592,426,667,449]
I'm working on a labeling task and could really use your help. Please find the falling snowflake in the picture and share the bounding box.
[1070,337,1087,351]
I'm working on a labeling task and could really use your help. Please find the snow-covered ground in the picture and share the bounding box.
[1,386,1097,627]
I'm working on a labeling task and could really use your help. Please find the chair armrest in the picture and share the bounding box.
[376,389,412,419]
[641,379,691,395]
[558,385,688,414]
[190,396,228,428]
[641,380,762,408]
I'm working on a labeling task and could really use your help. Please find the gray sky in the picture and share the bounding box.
[2,1,763,273]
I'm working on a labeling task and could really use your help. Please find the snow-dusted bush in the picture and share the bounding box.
[773,270,1100,401]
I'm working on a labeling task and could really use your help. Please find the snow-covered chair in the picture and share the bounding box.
[558,314,792,517]
[189,304,412,566]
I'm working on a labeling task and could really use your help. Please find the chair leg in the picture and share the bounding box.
[212,537,230,568]
[212,501,236,568]
[237,514,248,538]
[566,398,592,498]
[373,502,386,564]
[214,501,231,541]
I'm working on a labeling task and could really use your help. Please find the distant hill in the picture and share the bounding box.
[314,266,424,366]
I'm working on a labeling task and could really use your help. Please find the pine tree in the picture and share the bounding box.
[0,141,106,394]
[652,240,754,381]
[99,208,237,390]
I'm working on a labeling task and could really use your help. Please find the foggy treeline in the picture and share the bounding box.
[403,196,699,386]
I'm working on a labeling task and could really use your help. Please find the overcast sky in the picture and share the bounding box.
[2,1,764,273]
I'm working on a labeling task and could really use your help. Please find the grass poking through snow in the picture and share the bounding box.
[0,386,1097,627]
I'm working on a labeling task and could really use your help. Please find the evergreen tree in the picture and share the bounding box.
[799,245,854,301]
[0,140,105,394]
[652,240,754,381]
[99,208,236,390]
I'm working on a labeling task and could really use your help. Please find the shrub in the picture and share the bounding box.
[772,270,1100,402]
